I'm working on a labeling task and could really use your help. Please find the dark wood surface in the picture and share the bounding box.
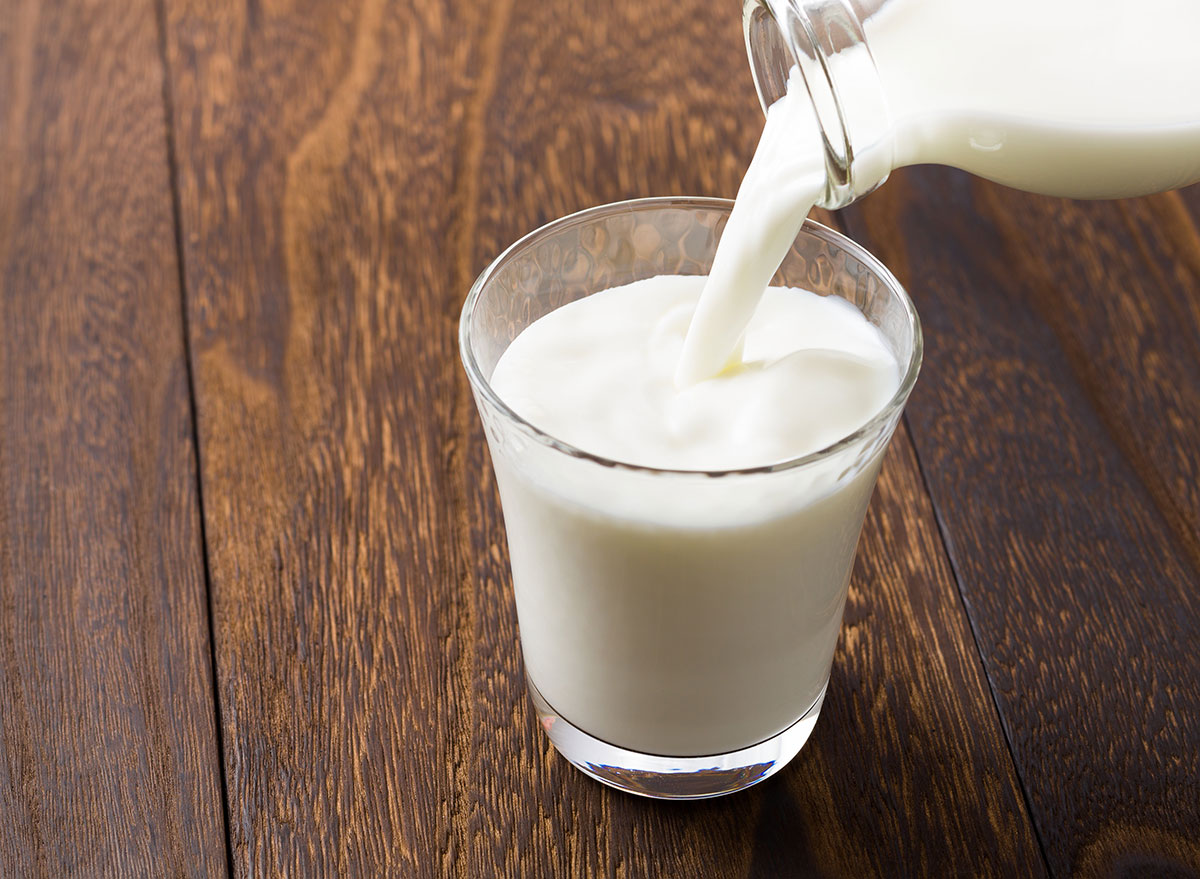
[0,0,227,875]
[842,177,1200,875]
[2,0,1198,875]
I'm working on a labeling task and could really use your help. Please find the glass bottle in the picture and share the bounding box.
[744,0,1200,209]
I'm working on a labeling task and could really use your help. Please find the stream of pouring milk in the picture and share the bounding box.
[674,70,827,387]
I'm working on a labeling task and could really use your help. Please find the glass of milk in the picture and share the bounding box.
[460,197,921,799]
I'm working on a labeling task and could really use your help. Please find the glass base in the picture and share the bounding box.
[528,676,826,800]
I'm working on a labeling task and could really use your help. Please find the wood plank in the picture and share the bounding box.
[163,0,1042,873]
[842,170,1200,875]
[0,0,228,875]
[982,187,1200,569]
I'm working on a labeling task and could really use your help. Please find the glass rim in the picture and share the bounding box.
[458,195,922,478]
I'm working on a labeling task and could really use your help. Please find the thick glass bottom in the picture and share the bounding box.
[528,675,826,800]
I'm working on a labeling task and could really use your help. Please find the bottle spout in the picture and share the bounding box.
[744,0,895,209]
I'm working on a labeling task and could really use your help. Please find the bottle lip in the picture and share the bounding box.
[744,0,893,209]
[743,0,794,114]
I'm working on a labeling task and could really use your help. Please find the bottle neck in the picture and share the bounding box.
[744,0,895,209]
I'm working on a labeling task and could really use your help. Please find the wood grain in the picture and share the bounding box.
[163,0,1043,873]
[0,0,227,875]
[843,171,1200,876]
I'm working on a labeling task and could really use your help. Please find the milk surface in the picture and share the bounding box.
[493,276,898,471]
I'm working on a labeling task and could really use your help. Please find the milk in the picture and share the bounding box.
[674,70,826,386]
[491,442,884,756]
[494,277,898,471]
[489,277,901,756]
[865,0,1200,198]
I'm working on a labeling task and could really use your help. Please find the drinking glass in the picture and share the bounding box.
[460,197,921,799]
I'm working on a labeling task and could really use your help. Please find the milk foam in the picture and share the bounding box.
[491,276,899,471]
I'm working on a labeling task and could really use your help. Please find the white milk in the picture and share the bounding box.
[490,277,900,756]
[865,0,1200,199]
[675,70,826,386]
[494,277,897,471]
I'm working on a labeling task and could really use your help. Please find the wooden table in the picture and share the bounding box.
[3,0,1199,875]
